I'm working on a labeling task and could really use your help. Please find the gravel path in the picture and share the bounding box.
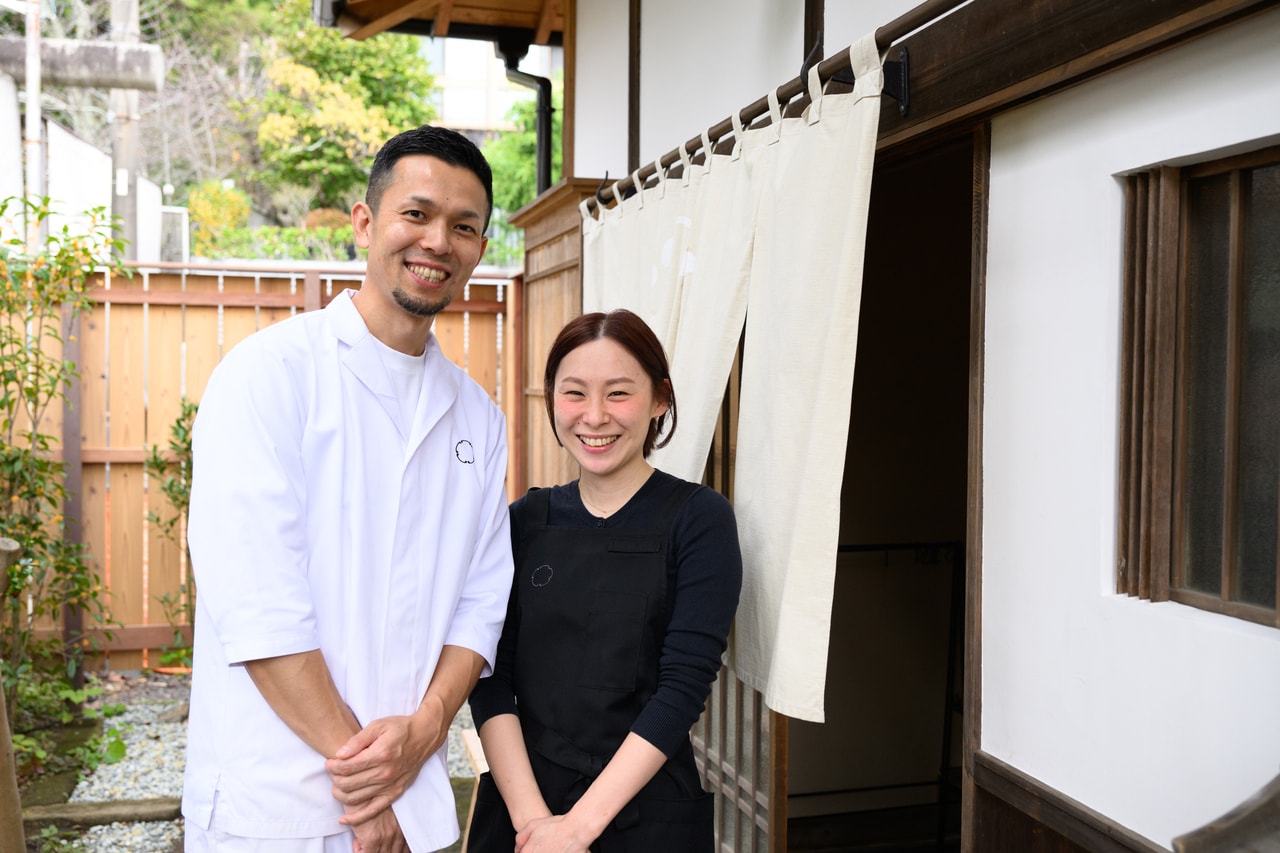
[65,671,478,853]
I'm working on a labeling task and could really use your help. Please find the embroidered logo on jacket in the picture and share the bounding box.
[531,565,553,587]
[455,440,475,463]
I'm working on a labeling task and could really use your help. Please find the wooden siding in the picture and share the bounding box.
[509,178,599,491]
[40,263,519,669]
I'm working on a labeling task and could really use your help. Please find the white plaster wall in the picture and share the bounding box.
[573,0,629,179]
[983,8,1280,848]
[635,0,802,170]
[574,0,938,181]
[824,0,923,53]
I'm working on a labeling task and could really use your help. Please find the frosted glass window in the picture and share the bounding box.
[1118,145,1280,628]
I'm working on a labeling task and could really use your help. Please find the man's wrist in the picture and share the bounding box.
[409,699,445,758]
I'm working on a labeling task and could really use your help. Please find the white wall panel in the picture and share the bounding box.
[983,8,1280,847]
[635,0,802,173]
[574,0,630,179]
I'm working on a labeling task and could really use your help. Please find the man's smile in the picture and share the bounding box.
[407,262,447,282]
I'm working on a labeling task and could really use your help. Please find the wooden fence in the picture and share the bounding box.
[47,262,522,671]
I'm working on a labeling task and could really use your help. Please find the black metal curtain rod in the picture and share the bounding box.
[584,0,969,213]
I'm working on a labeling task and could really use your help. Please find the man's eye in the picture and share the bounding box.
[405,210,425,219]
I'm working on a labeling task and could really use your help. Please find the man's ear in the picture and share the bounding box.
[351,202,373,249]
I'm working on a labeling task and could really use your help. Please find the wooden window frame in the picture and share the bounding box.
[1118,143,1280,629]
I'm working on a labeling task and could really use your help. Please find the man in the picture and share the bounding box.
[182,126,514,853]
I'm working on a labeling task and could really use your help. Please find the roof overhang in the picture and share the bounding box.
[311,0,563,47]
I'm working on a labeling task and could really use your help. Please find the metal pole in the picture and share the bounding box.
[111,0,139,260]
[22,0,42,252]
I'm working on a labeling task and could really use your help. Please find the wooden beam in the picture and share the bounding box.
[534,0,558,45]
[876,0,1274,149]
[974,752,1167,853]
[434,0,454,36]
[33,624,192,652]
[347,0,437,41]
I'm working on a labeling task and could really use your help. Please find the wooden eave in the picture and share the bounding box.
[875,0,1278,150]
[323,0,564,44]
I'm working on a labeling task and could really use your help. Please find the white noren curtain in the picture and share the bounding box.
[580,33,884,722]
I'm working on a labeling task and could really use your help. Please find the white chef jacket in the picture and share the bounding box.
[181,289,513,850]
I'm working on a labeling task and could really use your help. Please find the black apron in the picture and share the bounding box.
[468,484,713,852]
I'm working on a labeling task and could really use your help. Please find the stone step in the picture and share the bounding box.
[22,797,181,835]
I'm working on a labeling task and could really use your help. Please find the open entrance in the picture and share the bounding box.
[786,135,976,852]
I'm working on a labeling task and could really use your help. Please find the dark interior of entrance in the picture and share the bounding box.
[786,136,975,853]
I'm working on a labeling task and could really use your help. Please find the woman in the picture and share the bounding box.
[467,310,742,852]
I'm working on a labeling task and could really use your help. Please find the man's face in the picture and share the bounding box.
[352,154,489,322]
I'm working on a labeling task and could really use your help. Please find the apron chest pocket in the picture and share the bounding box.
[579,590,648,692]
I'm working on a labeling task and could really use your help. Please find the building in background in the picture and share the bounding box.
[422,36,560,147]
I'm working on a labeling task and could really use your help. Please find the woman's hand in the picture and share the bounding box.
[514,813,596,853]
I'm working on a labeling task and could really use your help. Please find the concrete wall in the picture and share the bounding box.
[0,73,21,216]
[982,8,1280,847]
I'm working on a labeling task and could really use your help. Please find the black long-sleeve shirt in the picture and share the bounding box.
[469,469,743,756]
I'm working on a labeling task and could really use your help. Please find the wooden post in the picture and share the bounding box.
[0,537,26,853]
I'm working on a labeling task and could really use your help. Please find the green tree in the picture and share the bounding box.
[247,0,437,210]
[143,0,274,64]
[145,398,198,668]
[187,180,252,259]
[483,82,564,214]
[0,197,124,727]
[481,79,563,266]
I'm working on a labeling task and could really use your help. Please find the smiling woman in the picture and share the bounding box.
[467,310,742,853]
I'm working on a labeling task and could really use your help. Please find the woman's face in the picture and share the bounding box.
[552,337,668,484]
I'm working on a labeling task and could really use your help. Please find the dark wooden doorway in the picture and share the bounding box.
[786,135,976,853]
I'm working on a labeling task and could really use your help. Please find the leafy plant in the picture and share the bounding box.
[145,399,198,668]
[187,180,252,259]
[0,197,125,729]
[482,75,565,268]
[211,223,357,261]
[246,0,437,210]
[35,824,85,853]
[70,725,127,773]
[10,672,128,797]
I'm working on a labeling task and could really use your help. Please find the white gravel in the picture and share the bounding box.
[65,677,478,852]
[70,703,188,802]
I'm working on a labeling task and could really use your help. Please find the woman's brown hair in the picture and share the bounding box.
[543,310,677,457]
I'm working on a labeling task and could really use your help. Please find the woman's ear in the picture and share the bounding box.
[652,379,673,417]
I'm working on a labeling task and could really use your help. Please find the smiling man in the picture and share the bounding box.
[182,126,514,853]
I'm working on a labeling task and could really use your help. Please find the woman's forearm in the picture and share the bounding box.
[477,713,553,830]
[562,732,667,840]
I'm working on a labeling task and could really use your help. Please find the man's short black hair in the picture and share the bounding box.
[366,125,494,231]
